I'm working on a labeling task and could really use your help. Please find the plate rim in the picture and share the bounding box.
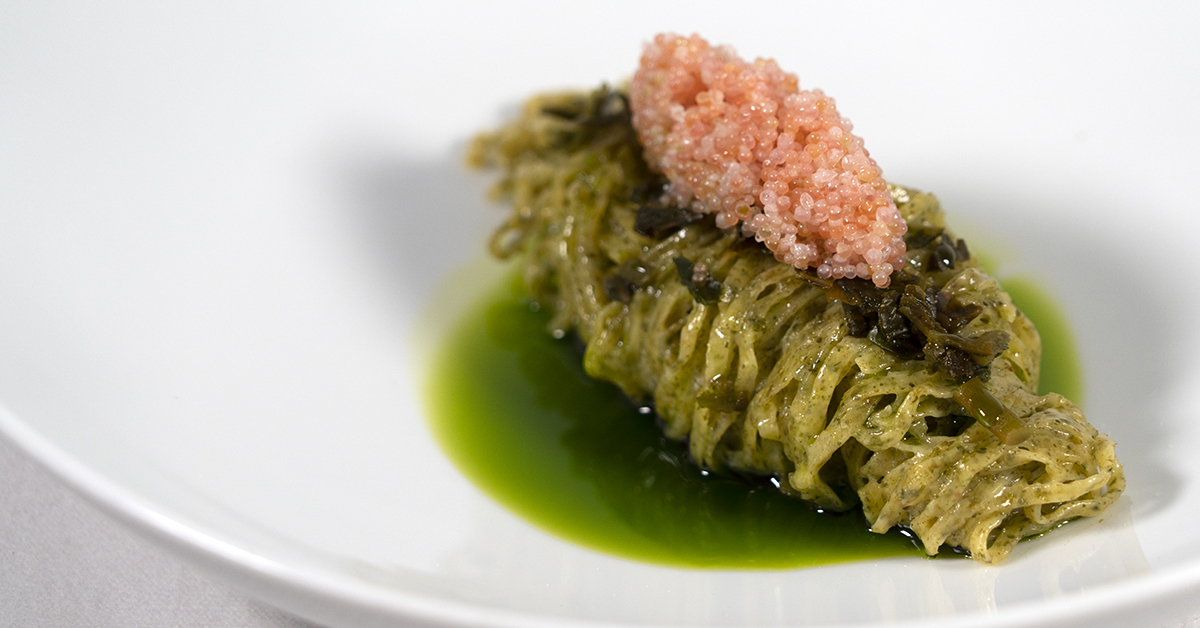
[3,398,1198,628]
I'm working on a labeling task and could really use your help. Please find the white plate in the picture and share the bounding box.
[2,2,1199,626]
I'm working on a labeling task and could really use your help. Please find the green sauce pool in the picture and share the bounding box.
[426,272,1081,568]
[1000,276,1083,401]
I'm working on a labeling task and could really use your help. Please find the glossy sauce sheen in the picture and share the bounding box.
[427,274,1082,568]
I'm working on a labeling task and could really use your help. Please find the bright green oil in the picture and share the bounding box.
[1000,277,1083,401]
[426,273,1080,569]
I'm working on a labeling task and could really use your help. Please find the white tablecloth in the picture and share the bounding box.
[0,433,322,628]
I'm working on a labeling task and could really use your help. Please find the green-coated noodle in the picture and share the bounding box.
[468,87,1124,564]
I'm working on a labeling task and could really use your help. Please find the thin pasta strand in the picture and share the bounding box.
[469,88,1124,564]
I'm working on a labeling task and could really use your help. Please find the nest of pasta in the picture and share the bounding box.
[468,86,1123,565]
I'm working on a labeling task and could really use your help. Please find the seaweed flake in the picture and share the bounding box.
[930,238,958,271]
[928,233,972,272]
[635,205,701,239]
[797,268,1009,380]
[629,176,668,205]
[541,85,635,151]
[674,256,723,305]
[629,175,700,239]
[954,378,1032,445]
[603,274,636,304]
[898,282,1008,380]
[904,226,944,250]
[603,258,651,304]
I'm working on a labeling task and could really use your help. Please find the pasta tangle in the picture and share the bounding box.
[468,88,1123,564]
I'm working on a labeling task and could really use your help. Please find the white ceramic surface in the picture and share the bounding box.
[2,2,1199,626]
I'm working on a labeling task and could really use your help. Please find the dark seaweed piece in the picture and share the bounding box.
[799,270,922,358]
[629,176,669,205]
[541,86,628,127]
[930,237,958,271]
[927,233,972,272]
[830,276,885,308]
[541,85,635,151]
[935,291,982,334]
[629,174,699,240]
[541,102,586,120]
[871,291,923,357]
[635,205,702,239]
[953,237,970,265]
[937,347,980,381]
[904,226,944,250]
[898,282,1009,381]
[954,378,1031,445]
[796,269,885,309]
[603,258,652,304]
[579,90,631,128]
[797,268,1008,379]
[604,274,636,304]
[843,303,873,337]
[674,256,723,305]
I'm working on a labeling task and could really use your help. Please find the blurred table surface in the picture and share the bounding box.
[0,433,321,628]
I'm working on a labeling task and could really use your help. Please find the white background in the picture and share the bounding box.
[2,2,1200,626]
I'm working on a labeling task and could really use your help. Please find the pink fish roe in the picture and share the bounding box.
[629,33,907,287]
